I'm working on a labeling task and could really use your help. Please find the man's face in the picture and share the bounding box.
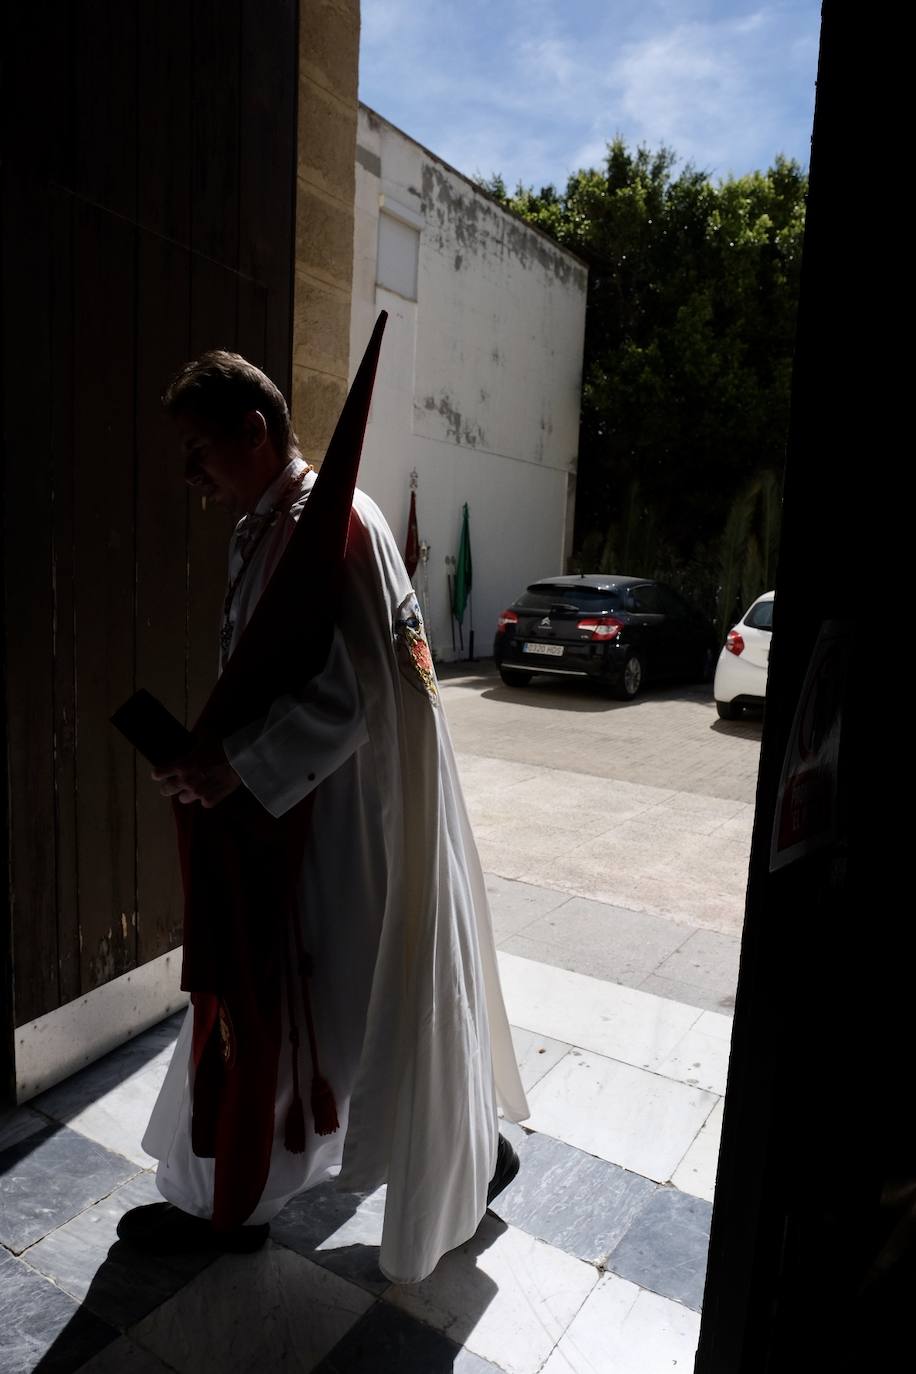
[175,412,252,512]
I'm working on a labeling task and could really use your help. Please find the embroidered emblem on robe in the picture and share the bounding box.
[395,594,438,704]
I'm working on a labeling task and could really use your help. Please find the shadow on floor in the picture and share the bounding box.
[708,711,765,738]
[23,1182,506,1373]
[479,678,715,714]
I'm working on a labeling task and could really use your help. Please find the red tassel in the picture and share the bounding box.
[311,1074,339,1136]
[284,1095,307,1153]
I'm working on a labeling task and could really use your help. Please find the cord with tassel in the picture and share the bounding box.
[283,909,339,1151]
[292,906,339,1137]
[283,953,307,1153]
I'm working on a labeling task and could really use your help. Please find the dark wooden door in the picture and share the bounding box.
[1,1,298,1080]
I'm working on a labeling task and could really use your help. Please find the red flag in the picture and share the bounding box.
[404,488,420,578]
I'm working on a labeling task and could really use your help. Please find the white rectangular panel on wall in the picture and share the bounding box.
[377,209,420,301]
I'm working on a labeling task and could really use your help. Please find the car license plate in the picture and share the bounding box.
[523,642,563,656]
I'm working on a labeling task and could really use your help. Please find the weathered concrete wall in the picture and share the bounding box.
[350,105,587,661]
[293,0,360,464]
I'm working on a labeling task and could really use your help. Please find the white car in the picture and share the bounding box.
[713,591,774,719]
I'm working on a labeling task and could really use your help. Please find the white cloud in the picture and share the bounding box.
[608,23,756,171]
[358,0,819,189]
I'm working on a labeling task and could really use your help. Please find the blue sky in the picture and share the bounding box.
[358,0,820,190]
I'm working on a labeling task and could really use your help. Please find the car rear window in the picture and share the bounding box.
[517,585,625,612]
[744,599,774,630]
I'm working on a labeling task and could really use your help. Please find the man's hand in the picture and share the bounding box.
[152,741,242,809]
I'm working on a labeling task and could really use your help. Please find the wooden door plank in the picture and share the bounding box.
[3,176,58,1025]
[190,0,241,268]
[49,188,81,1008]
[73,0,138,219]
[187,254,236,724]
[236,275,269,371]
[135,230,192,964]
[137,0,192,244]
[239,0,297,390]
[72,201,138,991]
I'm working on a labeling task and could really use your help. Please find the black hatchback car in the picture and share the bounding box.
[493,575,718,699]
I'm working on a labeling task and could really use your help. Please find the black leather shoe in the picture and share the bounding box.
[116,1202,269,1255]
[487,1133,520,1206]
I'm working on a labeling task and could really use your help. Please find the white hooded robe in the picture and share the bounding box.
[143,459,528,1283]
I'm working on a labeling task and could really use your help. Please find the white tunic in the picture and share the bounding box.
[143,458,528,1282]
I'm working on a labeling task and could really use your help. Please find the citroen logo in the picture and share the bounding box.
[539,616,552,629]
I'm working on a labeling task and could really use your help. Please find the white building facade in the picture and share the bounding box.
[349,106,587,662]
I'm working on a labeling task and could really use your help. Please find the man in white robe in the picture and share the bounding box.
[119,348,528,1283]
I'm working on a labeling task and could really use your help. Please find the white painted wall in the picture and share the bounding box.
[350,106,587,662]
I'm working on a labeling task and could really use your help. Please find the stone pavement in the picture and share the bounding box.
[486,875,739,1015]
[444,662,762,1011]
[443,664,761,945]
[1,952,723,1373]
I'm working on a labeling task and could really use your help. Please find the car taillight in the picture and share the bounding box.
[577,616,623,641]
[496,609,518,635]
[726,631,745,656]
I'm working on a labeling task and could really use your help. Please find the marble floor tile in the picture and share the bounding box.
[24,1171,216,1328]
[654,927,742,993]
[671,1099,724,1203]
[32,1016,184,1168]
[540,1273,701,1374]
[655,1015,733,1096]
[638,972,736,1015]
[73,1335,178,1374]
[693,1008,734,1042]
[271,1180,389,1294]
[0,1247,117,1374]
[498,952,701,1071]
[489,1130,656,1264]
[510,1026,571,1092]
[524,1049,717,1182]
[607,1185,713,1311]
[0,1124,139,1253]
[129,1241,373,1374]
[0,1104,47,1152]
[503,895,688,988]
[496,1118,531,1153]
[315,1301,504,1373]
[484,874,571,942]
[386,1214,598,1374]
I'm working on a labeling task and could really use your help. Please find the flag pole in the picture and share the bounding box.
[446,557,456,653]
[419,540,432,655]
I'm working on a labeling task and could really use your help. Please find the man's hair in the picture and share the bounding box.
[162,351,298,459]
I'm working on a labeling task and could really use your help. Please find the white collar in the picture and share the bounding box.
[252,456,308,516]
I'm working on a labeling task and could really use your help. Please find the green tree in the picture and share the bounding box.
[479,142,806,623]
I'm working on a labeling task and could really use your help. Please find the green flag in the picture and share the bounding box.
[452,503,472,625]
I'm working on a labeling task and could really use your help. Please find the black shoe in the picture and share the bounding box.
[487,1133,520,1206]
[116,1202,269,1255]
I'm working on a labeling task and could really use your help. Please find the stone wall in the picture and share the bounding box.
[293,0,361,464]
